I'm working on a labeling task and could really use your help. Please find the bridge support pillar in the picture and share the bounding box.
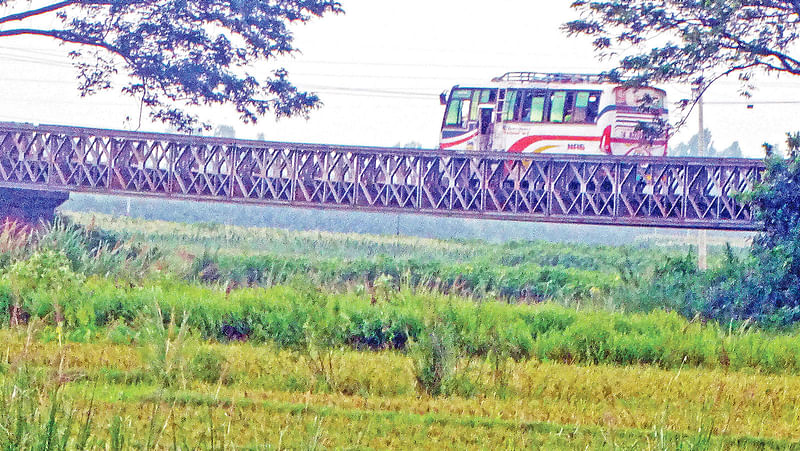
[0,188,70,225]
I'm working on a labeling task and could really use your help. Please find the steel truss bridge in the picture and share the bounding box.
[0,122,765,231]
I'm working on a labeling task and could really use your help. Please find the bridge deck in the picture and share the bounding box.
[0,122,765,231]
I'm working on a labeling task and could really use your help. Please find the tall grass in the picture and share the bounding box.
[3,275,800,375]
[190,252,624,301]
[0,217,159,280]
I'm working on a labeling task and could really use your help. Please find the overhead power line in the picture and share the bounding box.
[703,100,800,105]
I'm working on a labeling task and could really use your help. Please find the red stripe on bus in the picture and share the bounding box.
[508,135,601,153]
[440,130,478,149]
[509,135,667,153]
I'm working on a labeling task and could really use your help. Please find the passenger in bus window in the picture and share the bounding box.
[563,92,577,123]
[520,90,546,123]
[586,94,600,123]
[573,92,590,123]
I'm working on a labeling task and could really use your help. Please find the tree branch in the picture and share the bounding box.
[0,1,77,25]
[0,28,121,55]
[669,63,760,139]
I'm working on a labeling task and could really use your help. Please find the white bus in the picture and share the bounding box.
[439,72,668,156]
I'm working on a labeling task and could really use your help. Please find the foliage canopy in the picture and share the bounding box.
[741,136,800,318]
[565,1,800,98]
[0,0,342,131]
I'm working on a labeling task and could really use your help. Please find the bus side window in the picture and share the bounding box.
[549,91,568,123]
[572,92,590,123]
[564,92,577,123]
[570,91,601,123]
[460,100,471,127]
[520,90,546,123]
[586,92,601,123]
[502,90,518,121]
[520,91,532,121]
[530,93,546,122]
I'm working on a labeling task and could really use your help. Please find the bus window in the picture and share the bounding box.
[572,92,590,122]
[470,90,481,121]
[452,89,472,100]
[586,93,601,123]
[461,100,472,124]
[445,98,471,127]
[445,101,462,126]
[568,91,601,123]
[520,90,546,122]
[549,91,568,123]
[444,89,473,127]
[502,90,518,121]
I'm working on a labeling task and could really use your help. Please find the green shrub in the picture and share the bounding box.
[409,321,457,396]
[4,249,85,328]
[106,321,139,345]
[190,346,229,384]
[36,216,160,280]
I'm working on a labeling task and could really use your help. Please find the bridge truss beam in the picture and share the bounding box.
[0,122,764,230]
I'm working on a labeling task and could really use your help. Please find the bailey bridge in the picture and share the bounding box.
[0,122,765,231]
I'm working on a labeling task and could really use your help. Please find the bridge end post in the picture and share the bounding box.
[0,188,70,225]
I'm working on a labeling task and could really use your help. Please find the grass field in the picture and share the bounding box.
[2,329,800,449]
[0,213,797,449]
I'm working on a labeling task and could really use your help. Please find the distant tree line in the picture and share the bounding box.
[670,130,743,158]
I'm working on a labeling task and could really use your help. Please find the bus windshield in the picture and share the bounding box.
[444,88,496,128]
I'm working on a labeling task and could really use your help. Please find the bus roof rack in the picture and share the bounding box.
[492,72,610,84]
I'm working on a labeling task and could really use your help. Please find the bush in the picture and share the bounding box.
[4,249,85,327]
[106,321,139,345]
[409,321,457,396]
[35,217,160,280]
[695,134,800,324]
[190,346,229,384]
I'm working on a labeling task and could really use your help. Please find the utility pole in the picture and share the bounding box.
[694,85,708,270]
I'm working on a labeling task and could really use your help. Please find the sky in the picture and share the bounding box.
[2,1,800,157]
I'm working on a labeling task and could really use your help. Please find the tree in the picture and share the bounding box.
[393,141,424,149]
[0,0,342,131]
[670,129,715,157]
[564,1,800,119]
[213,124,236,138]
[720,141,743,158]
[670,129,743,158]
[747,135,800,311]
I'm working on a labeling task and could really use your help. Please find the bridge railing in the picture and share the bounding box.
[0,122,765,230]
